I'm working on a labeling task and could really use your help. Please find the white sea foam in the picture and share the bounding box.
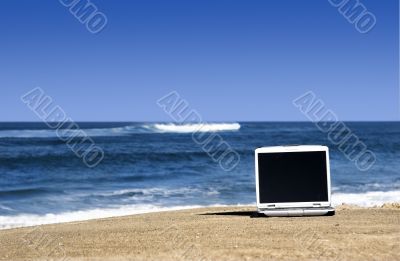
[0,129,58,138]
[331,190,400,207]
[150,123,241,133]
[106,187,203,196]
[91,187,221,204]
[0,123,241,138]
[0,204,234,230]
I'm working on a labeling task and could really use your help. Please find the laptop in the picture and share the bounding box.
[255,145,335,217]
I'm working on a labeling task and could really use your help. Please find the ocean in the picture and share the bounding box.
[0,122,399,229]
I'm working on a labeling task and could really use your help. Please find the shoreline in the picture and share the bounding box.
[1,202,400,231]
[0,204,248,231]
[0,205,399,261]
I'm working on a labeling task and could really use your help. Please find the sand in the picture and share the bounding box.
[0,205,399,261]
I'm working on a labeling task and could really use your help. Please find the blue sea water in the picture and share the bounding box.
[0,122,399,229]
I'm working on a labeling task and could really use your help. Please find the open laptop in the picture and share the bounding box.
[255,145,335,217]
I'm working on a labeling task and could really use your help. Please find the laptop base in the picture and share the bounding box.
[257,207,335,217]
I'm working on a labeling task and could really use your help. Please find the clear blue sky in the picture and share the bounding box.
[1,0,398,121]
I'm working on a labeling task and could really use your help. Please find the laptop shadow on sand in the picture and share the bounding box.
[198,211,266,218]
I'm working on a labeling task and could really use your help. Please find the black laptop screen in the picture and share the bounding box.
[258,151,328,203]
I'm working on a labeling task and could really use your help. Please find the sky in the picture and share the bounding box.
[0,0,398,121]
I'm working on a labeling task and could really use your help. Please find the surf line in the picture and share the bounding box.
[21,87,104,168]
[157,91,240,171]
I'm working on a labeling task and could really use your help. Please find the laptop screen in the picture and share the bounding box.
[258,151,328,203]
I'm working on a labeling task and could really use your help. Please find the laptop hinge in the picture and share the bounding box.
[266,204,276,209]
[313,203,322,207]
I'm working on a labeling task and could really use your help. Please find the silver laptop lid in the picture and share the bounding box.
[255,145,331,209]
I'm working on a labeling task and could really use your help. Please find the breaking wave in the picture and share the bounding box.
[331,190,400,207]
[0,123,241,138]
[151,123,240,133]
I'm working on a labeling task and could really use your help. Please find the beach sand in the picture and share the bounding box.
[0,205,399,261]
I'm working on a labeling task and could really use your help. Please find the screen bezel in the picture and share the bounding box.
[255,145,331,209]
